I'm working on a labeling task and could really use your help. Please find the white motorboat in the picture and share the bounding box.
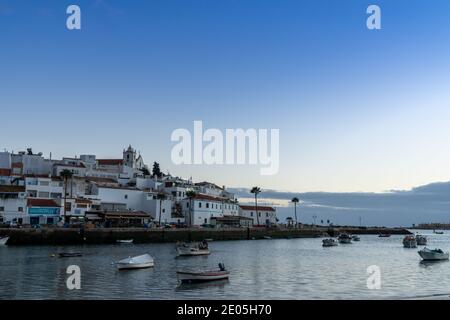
[403,235,417,248]
[352,235,360,241]
[418,247,449,261]
[0,236,9,245]
[434,230,444,235]
[117,239,134,244]
[378,234,391,238]
[338,233,352,244]
[116,253,154,270]
[415,234,427,246]
[177,263,230,283]
[263,236,272,240]
[322,238,338,247]
[176,241,210,256]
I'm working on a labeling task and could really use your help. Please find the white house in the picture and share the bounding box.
[239,205,277,226]
[25,176,63,200]
[181,193,237,226]
[0,185,27,223]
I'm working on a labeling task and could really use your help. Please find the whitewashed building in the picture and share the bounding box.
[0,185,27,223]
[239,205,277,226]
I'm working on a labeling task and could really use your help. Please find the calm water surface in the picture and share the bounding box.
[1,230,450,299]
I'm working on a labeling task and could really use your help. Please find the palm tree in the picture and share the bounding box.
[157,193,167,226]
[250,187,261,226]
[186,190,197,227]
[60,169,73,224]
[291,197,299,228]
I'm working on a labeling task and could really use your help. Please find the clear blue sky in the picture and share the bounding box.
[2,0,450,193]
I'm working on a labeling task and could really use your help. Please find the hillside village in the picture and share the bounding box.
[0,146,277,228]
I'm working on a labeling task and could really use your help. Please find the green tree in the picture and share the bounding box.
[291,197,299,228]
[60,169,74,223]
[152,162,162,178]
[250,187,261,226]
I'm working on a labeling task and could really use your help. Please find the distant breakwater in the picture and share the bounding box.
[0,227,411,245]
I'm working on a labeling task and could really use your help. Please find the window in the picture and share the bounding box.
[0,207,4,212]
[172,191,177,197]
[250,212,253,217]
[206,203,209,209]
[199,202,202,208]
[259,212,261,217]
[186,202,189,208]
[266,213,269,217]
[124,195,128,199]
[204,218,207,224]
[38,191,50,198]
[39,181,49,186]
[18,207,23,212]
[65,202,72,211]
[162,209,165,213]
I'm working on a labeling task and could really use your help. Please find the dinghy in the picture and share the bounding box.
[177,263,230,283]
[116,253,154,270]
[418,247,449,261]
[176,241,210,256]
[58,252,83,258]
[378,234,391,238]
[352,235,360,241]
[0,236,9,245]
[117,239,134,244]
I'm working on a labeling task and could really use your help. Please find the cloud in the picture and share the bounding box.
[228,181,450,227]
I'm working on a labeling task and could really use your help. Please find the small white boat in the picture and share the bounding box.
[434,230,444,235]
[0,236,9,245]
[415,234,427,246]
[117,239,134,244]
[403,235,417,248]
[418,247,449,261]
[177,263,230,283]
[177,241,210,256]
[352,235,360,241]
[322,238,338,247]
[338,233,352,244]
[379,234,391,238]
[116,253,154,270]
[263,236,272,240]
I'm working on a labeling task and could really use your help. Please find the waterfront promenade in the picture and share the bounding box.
[0,226,411,245]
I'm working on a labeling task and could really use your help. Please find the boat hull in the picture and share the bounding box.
[117,254,154,270]
[117,262,154,270]
[177,271,230,283]
[0,237,9,245]
[176,246,210,256]
[419,250,449,261]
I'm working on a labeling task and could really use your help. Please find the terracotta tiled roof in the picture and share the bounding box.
[193,193,226,202]
[27,198,60,207]
[75,198,92,204]
[239,205,275,212]
[0,169,11,176]
[0,185,25,193]
[97,159,123,166]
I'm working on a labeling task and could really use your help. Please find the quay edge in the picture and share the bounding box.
[0,227,411,245]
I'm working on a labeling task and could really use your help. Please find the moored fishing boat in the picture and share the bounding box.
[403,235,417,248]
[338,233,352,244]
[433,230,444,235]
[116,253,154,270]
[322,238,338,247]
[418,247,449,261]
[415,234,427,246]
[352,235,360,241]
[176,240,210,256]
[177,263,230,283]
[0,236,9,245]
[379,234,391,238]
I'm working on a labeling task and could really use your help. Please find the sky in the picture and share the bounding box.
[2,0,450,195]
